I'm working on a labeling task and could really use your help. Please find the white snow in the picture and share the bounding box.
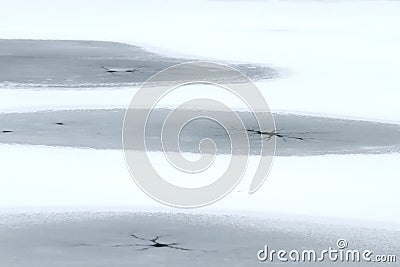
[0,88,134,113]
[1,144,399,226]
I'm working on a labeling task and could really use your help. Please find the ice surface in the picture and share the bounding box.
[0,39,274,88]
[0,109,399,155]
[0,212,399,266]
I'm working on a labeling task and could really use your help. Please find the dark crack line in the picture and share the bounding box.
[113,243,149,248]
[209,126,315,142]
[130,234,149,242]
[113,234,192,252]
[246,129,315,142]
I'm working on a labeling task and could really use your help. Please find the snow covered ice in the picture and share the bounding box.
[1,0,400,266]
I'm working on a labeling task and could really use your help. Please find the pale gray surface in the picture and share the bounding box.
[0,212,398,267]
[0,39,275,88]
[1,109,399,156]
